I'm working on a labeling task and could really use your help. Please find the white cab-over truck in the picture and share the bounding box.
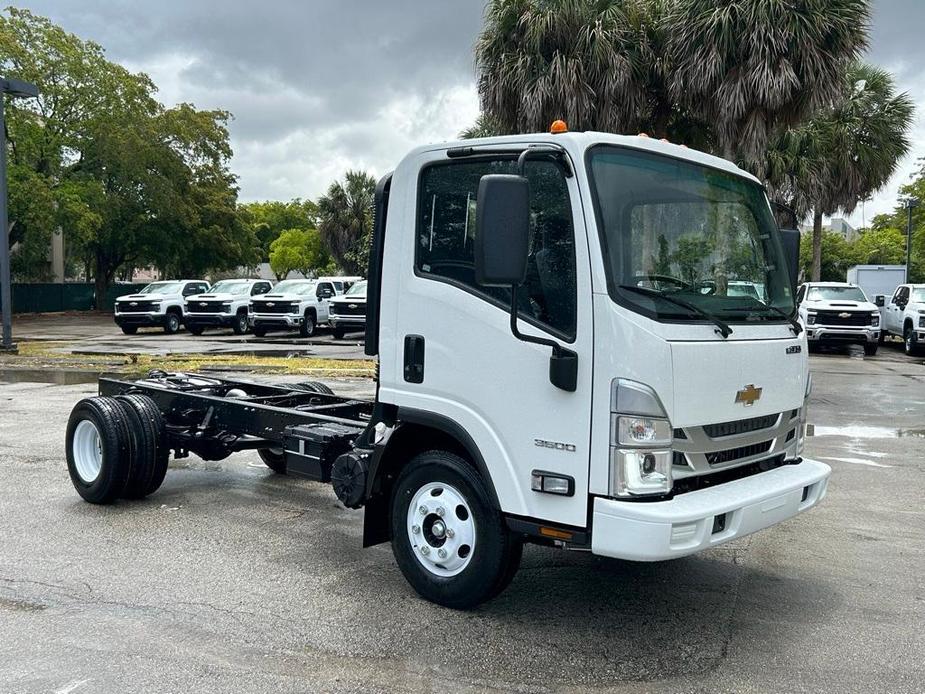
[114,279,210,334]
[66,130,829,609]
[880,283,925,355]
[184,279,274,335]
[797,282,881,355]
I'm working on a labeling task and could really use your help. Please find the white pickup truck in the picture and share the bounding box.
[879,283,925,355]
[183,279,274,335]
[248,278,338,337]
[797,282,880,355]
[114,280,210,334]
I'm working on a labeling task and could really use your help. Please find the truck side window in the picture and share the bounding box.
[416,158,577,340]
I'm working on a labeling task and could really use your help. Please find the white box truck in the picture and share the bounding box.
[847,264,907,307]
[65,128,830,608]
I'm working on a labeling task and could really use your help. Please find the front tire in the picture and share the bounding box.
[187,324,204,336]
[164,312,181,334]
[905,325,923,356]
[864,343,878,356]
[390,450,522,609]
[299,311,316,337]
[232,311,249,335]
[252,326,268,337]
[120,325,138,335]
[331,325,346,339]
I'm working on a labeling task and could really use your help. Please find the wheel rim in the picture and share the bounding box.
[906,330,913,352]
[406,482,476,577]
[239,315,247,331]
[305,316,314,334]
[169,315,178,331]
[73,419,103,483]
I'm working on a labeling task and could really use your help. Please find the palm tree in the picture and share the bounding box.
[667,0,870,163]
[316,170,377,276]
[766,63,914,281]
[474,0,666,136]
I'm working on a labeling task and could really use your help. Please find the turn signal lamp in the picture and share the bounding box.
[550,119,568,134]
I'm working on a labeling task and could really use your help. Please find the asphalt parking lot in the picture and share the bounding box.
[0,343,923,693]
[12,312,369,359]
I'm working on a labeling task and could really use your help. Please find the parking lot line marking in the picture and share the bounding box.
[820,456,893,468]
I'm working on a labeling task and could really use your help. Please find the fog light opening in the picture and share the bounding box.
[711,513,727,535]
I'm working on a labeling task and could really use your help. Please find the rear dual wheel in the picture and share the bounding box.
[65,395,169,504]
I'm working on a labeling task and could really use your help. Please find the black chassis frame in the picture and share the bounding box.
[98,372,375,463]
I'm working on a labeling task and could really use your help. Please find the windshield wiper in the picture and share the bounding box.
[619,285,733,338]
[719,299,803,335]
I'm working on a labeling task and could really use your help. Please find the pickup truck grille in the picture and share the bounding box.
[703,413,778,438]
[188,301,226,314]
[330,301,366,317]
[252,301,295,314]
[117,300,158,312]
[705,440,773,465]
[815,310,869,326]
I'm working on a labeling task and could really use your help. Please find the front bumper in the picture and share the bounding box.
[114,313,168,327]
[330,315,365,329]
[250,313,302,328]
[185,313,236,327]
[805,325,878,344]
[591,458,830,561]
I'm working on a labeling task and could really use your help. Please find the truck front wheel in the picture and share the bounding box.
[299,311,316,337]
[164,311,181,334]
[905,325,922,356]
[390,450,522,609]
[232,310,249,335]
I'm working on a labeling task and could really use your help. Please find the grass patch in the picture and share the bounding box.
[1,340,376,378]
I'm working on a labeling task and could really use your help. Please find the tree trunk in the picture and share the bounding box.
[94,252,111,311]
[811,209,823,282]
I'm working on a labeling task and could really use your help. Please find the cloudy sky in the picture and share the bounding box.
[15,0,925,227]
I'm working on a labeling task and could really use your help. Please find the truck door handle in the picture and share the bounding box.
[403,334,425,383]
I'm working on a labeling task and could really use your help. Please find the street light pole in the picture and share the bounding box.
[0,77,39,353]
[905,197,920,284]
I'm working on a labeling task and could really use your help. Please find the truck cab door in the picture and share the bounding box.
[381,151,593,528]
[316,282,334,321]
[888,286,907,332]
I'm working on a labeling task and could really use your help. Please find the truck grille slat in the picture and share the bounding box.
[702,413,778,438]
[815,310,869,327]
[252,302,294,314]
[705,440,773,465]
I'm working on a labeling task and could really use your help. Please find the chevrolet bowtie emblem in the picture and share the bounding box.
[130,302,137,306]
[200,302,207,306]
[348,304,357,309]
[838,312,851,318]
[266,302,274,306]
[735,384,762,407]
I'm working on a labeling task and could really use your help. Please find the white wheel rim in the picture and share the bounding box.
[406,482,476,577]
[73,419,103,483]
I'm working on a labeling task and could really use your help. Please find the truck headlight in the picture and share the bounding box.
[610,379,672,497]
[806,312,816,325]
[870,312,880,327]
[919,315,925,329]
[221,302,232,310]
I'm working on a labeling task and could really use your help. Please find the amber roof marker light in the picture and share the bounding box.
[550,119,568,134]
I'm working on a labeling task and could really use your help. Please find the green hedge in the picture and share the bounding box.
[0,283,150,313]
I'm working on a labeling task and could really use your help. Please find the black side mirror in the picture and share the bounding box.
[875,295,885,307]
[475,174,530,286]
[778,228,800,297]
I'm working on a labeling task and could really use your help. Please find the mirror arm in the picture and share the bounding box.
[509,285,578,392]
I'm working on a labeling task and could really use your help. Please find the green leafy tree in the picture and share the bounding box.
[667,0,869,162]
[852,226,906,266]
[317,170,377,276]
[0,8,251,296]
[268,228,330,280]
[240,199,318,261]
[767,63,913,281]
[798,231,858,282]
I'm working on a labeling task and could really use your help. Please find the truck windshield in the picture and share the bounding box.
[209,281,251,295]
[912,288,925,303]
[344,280,367,296]
[807,286,867,302]
[139,282,183,295]
[273,280,315,294]
[588,146,795,323]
